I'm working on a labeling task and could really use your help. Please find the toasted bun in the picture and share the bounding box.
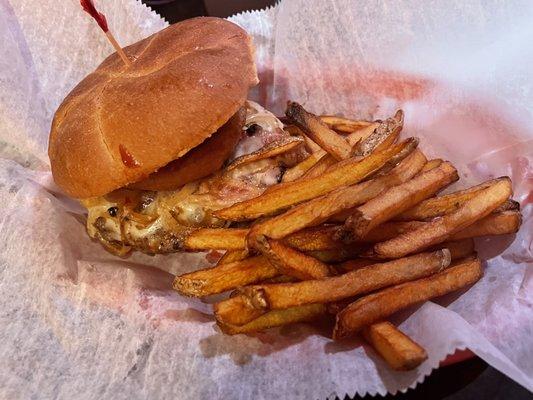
[129,107,244,191]
[48,17,258,199]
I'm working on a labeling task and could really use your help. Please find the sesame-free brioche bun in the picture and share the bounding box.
[48,17,258,199]
[129,107,245,191]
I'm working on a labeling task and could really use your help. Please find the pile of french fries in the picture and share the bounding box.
[173,101,522,371]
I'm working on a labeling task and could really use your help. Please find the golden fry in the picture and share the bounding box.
[184,228,248,250]
[218,303,326,335]
[260,238,333,280]
[307,248,364,263]
[395,178,505,221]
[215,138,418,221]
[320,115,372,128]
[343,161,458,239]
[417,159,443,173]
[451,210,521,240]
[173,256,277,297]
[248,150,427,247]
[217,249,249,265]
[333,257,482,339]
[214,294,266,326]
[373,178,513,258]
[354,110,403,156]
[362,322,428,371]
[286,102,352,160]
[215,250,450,326]
[282,152,326,183]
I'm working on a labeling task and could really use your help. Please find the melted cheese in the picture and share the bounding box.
[83,101,300,255]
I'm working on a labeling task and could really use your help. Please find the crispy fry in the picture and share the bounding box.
[343,161,458,239]
[217,249,249,265]
[214,250,450,326]
[320,115,372,128]
[173,256,277,297]
[432,239,476,260]
[300,123,381,180]
[340,239,474,271]
[359,210,519,245]
[418,159,443,173]
[307,248,364,263]
[286,125,324,153]
[302,135,324,154]
[362,322,428,371]
[333,257,482,339]
[338,258,376,272]
[214,294,266,326]
[373,178,513,258]
[260,275,298,284]
[215,138,418,221]
[226,136,304,171]
[366,137,419,179]
[259,238,333,280]
[451,210,521,240]
[301,154,338,179]
[354,110,403,156]
[184,228,247,250]
[282,152,326,182]
[286,102,353,160]
[284,225,343,251]
[218,304,327,335]
[395,178,505,221]
[249,150,427,248]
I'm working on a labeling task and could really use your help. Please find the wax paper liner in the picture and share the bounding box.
[0,0,532,399]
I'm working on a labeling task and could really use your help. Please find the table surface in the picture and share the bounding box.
[141,1,530,398]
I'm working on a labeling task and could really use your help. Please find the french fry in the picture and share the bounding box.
[217,249,249,265]
[301,155,338,179]
[284,225,343,251]
[307,247,365,263]
[343,161,459,239]
[184,228,248,250]
[354,110,403,156]
[360,210,519,245]
[362,322,428,371]
[432,239,476,260]
[373,178,513,258]
[417,159,443,173]
[226,136,304,171]
[249,150,427,248]
[214,294,266,326]
[218,303,327,335]
[173,256,277,297]
[320,115,373,129]
[215,138,418,221]
[259,238,333,280]
[286,102,353,160]
[345,123,381,147]
[215,250,450,326]
[302,135,324,154]
[340,239,474,271]
[260,275,298,284]
[394,178,505,221]
[300,123,380,180]
[282,152,326,182]
[333,257,482,339]
[450,210,521,240]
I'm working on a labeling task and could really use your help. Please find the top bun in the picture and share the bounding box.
[48,17,258,199]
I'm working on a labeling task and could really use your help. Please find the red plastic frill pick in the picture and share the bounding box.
[80,0,108,32]
[80,0,132,66]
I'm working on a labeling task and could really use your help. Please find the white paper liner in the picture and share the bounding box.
[0,1,531,399]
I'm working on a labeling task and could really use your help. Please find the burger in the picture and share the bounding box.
[48,17,307,256]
